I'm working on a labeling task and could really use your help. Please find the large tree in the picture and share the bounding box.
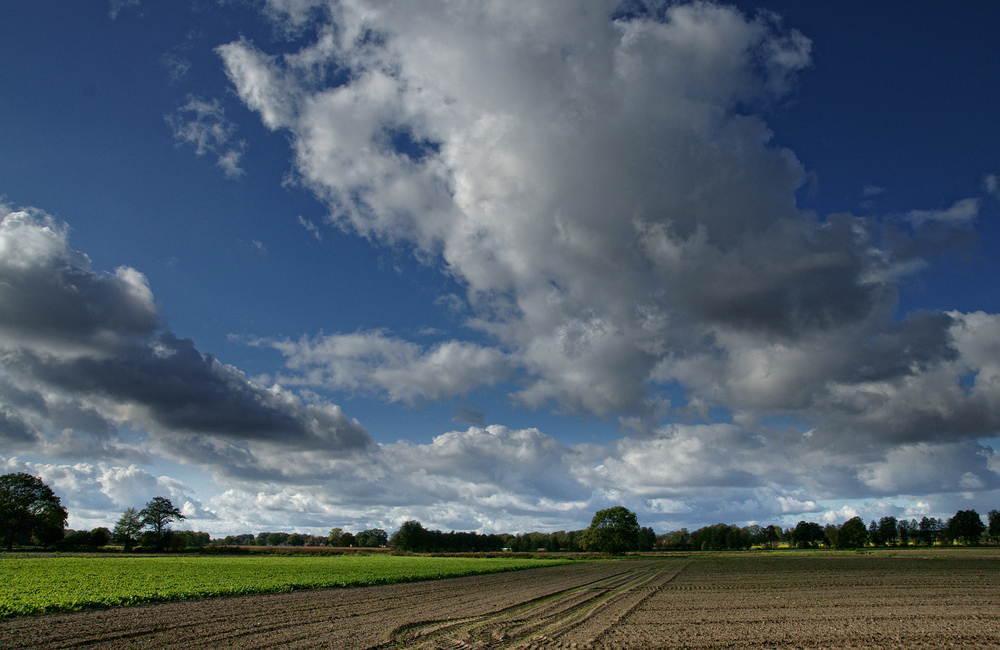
[581,506,640,555]
[0,472,68,551]
[139,497,185,550]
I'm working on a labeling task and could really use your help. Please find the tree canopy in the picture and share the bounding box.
[581,506,640,555]
[0,472,68,551]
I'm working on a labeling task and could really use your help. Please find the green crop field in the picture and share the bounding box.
[0,554,572,617]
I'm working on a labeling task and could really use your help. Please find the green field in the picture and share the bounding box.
[0,554,571,617]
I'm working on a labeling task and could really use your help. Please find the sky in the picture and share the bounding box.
[1,0,999,538]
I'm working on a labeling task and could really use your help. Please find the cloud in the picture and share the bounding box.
[592,424,768,493]
[0,209,373,465]
[856,441,1000,495]
[218,0,827,416]
[161,50,192,83]
[109,0,140,19]
[985,173,999,199]
[297,215,322,241]
[906,197,980,227]
[8,2,998,537]
[777,496,822,514]
[264,330,511,404]
[166,97,247,178]
[0,210,159,355]
[207,2,1000,522]
[6,423,999,536]
[452,405,486,427]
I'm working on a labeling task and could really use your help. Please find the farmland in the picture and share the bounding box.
[0,553,570,617]
[2,548,999,648]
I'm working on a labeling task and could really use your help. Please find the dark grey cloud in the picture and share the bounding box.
[1,338,365,450]
[0,210,372,457]
[0,245,159,355]
[845,311,957,383]
[647,215,894,338]
[0,408,39,446]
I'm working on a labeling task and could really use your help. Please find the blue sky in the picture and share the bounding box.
[2,0,999,537]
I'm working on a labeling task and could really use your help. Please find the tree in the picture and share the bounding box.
[562,529,583,552]
[177,530,210,549]
[988,510,1000,546]
[837,516,868,549]
[659,528,691,550]
[91,527,111,548]
[390,520,428,552]
[113,507,143,551]
[867,520,881,546]
[139,497,185,550]
[690,523,750,551]
[791,521,825,548]
[917,516,942,546]
[637,526,657,551]
[0,472,68,551]
[63,527,112,550]
[763,525,782,549]
[581,506,640,555]
[877,516,898,546]
[946,510,985,546]
[898,518,916,546]
[356,528,389,547]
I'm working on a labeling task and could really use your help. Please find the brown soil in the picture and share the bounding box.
[4,551,999,648]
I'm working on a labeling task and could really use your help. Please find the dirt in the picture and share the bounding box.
[3,551,999,649]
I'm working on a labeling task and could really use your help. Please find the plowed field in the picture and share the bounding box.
[4,550,999,648]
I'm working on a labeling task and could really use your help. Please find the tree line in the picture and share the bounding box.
[205,508,656,554]
[5,472,1000,554]
[661,510,999,551]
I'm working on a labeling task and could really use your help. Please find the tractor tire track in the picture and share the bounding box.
[383,559,687,649]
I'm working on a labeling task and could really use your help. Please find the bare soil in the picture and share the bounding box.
[4,550,999,648]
